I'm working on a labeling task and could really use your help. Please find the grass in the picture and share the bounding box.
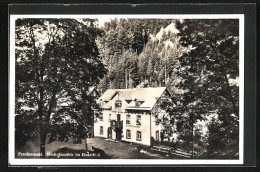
[15,137,185,159]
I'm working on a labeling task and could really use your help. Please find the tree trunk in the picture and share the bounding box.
[40,127,47,158]
[165,65,167,86]
[38,86,45,158]
[40,91,56,158]
[224,74,238,116]
[125,68,128,89]
[191,113,194,159]
[219,63,238,116]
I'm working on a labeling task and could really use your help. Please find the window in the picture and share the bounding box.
[126,129,131,139]
[136,131,142,141]
[99,113,103,121]
[156,130,159,141]
[115,100,122,107]
[126,115,131,124]
[100,126,103,135]
[108,114,111,121]
[136,115,141,125]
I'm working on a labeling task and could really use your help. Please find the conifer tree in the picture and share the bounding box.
[175,19,239,158]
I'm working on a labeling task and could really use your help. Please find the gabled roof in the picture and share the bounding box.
[98,89,117,101]
[87,87,100,96]
[98,87,174,111]
[87,87,95,94]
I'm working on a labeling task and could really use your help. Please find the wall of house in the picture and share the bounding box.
[94,110,111,138]
[151,114,162,142]
[121,112,151,146]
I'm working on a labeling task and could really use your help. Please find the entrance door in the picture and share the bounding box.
[117,114,121,121]
[116,128,122,140]
[107,127,112,138]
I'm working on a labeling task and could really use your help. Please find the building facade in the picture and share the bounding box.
[94,87,176,146]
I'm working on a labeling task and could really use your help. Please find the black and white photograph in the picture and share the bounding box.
[9,13,245,165]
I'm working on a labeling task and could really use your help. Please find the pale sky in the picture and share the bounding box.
[96,16,114,27]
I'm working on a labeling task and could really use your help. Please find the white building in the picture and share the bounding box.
[94,87,176,146]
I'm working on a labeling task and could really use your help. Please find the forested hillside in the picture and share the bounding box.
[97,19,188,95]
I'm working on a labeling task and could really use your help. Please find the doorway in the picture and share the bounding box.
[107,127,112,138]
[115,128,122,140]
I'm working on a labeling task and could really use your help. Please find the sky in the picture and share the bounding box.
[96,16,113,27]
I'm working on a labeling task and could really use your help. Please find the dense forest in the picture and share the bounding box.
[97,19,188,95]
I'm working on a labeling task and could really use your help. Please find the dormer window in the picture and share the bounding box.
[115,100,122,107]
[135,100,141,107]
[134,99,144,107]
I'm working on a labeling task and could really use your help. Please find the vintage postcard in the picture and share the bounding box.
[9,13,244,166]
